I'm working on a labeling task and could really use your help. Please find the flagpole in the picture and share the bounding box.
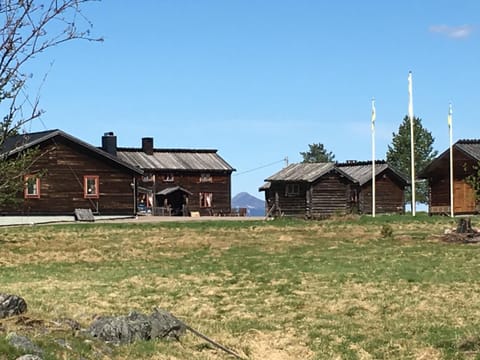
[371,98,376,217]
[408,71,416,216]
[449,103,454,217]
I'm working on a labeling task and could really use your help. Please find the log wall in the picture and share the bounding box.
[139,171,232,216]
[360,176,405,214]
[0,139,137,215]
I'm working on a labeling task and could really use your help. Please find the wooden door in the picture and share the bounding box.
[453,180,476,213]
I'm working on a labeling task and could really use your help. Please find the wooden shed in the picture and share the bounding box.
[100,133,236,216]
[260,163,355,218]
[337,161,408,214]
[419,139,480,215]
[0,130,143,216]
[260,161,408,218]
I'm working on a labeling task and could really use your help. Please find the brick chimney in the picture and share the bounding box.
[142,137,154,155]
[102,132,117,156]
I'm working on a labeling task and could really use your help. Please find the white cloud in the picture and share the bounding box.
[429,24,474,39]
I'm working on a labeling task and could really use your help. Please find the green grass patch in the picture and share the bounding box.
[0,215,479,359]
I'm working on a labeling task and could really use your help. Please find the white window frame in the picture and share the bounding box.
[163,173,174,183]
[142,173,155,182]
[199,173,212,183]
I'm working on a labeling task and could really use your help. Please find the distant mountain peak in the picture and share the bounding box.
[232,192,265,216]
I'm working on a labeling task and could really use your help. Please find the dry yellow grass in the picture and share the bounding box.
[1,216,477,359]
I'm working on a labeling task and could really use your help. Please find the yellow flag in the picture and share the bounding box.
[448,103,452,128]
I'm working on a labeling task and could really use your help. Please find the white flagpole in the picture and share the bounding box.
[371,98,376,217]
[408,71,416,216]
[448,103,454,217]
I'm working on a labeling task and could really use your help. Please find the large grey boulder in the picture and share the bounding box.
[0,293,27,319]
[89,308,186,344]
[7,333,43,355]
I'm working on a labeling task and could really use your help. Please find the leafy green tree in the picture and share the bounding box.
[300,143,335,163]
[386,115,438,206]
[0,0,102,205]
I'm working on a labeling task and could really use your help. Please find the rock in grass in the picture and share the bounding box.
[7,332,43,355]
[89,308,186,344]
[0,293,27,319]
[16,355,43,360]
[149,308,186,341]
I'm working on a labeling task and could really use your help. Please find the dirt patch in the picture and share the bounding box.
[240,329,314,360]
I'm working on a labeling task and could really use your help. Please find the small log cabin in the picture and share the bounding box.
[419,139,480,215]
[101,133,236,216]
[0,130,143,215]
[337,161,409,214]
[260,161,408,218]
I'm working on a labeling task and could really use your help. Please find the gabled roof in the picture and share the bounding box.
[116,148,235,172]
[419,139,480,177]
[260,161,409,191]
[337,161,409,186]
[456,139,480,160]
[156,186,193,196]
[1,129,143,174]
[264,162,356,183]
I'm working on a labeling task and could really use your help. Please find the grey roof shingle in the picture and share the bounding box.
[1,129,143,174]
[265,163,335,182]
[338,162,409,186]
[420,139,480,177]
[338,162,389,186]
[262,161,409,188]
[455,140,480,160]
[1,129,58,154]
[116,149,235,172]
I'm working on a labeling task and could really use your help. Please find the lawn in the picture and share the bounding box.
[1,215,479,359]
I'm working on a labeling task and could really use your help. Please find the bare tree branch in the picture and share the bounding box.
[0,0,102,205]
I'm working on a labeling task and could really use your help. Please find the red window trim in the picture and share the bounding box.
[84,175,99,199]
[24,175,40,199]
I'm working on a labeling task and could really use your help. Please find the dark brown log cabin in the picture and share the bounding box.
[337,161,408,214]
[419,140,480,215]
[260,161,408,218]
[0,130,143,215]
[260,163,356,218]
[101,133,235,216]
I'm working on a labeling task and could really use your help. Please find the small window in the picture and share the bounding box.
[142,174,154,182]
[199,192,213,208]
[84,175,99,198]
[163,174,174,183]
[200,173,212,183]
[285,183,300,196]
[24,176,40,199]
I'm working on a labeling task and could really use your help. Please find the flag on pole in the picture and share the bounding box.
[371,98,376,217]
[448,103,454,217]
[408,71,416,216]
[371,98,376,130]
[408,72,413,120]
[448,103,452,128]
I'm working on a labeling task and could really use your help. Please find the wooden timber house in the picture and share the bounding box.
[101,133,236,216]
[259,161,408,218]
[337,161,409,214]
[0,130,143,216]
[419,139,480,215]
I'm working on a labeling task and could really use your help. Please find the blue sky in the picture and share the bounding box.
[24,0,480,198]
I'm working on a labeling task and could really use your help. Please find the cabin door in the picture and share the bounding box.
[453,180,476,213]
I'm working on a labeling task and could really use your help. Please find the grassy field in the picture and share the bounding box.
[1,215,480,359]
